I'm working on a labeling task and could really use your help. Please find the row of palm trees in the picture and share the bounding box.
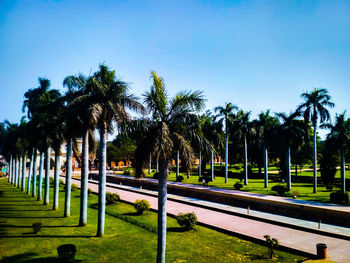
[1,64,349,263]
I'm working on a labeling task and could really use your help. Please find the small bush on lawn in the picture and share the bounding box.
[49,177,54,185]
[88,188,93,196]
[71,184,79,191]
[234,182,243,190]
[59,179,65,186]
[32,222,42,234]
[176,176,184,182]
[330,192,349,205]
[123,170,131,176]
[271,185,288,196]
[153,172,159,179]
[106,192,120,205]
[134,199,151,215]
[176,212,197,230]
[325,184,334,191]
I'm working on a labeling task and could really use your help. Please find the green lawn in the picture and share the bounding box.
[0,179,306,262]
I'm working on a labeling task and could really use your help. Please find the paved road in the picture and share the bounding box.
[64,176,350,263]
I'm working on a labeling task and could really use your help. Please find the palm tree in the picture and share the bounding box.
[297,88,334,193]
[233,110,253,185]
[276,111,309,191]
[321,112,350,192]
[254,110,279,188]
[75,64,143,236]
[133,71,205,263]
[214,103,238,183]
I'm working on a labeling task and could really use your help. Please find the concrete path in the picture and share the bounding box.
[66,176,350,263]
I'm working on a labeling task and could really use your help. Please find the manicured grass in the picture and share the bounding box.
[0,179,306,262]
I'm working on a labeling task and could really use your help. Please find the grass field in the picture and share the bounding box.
[0,178,306,262]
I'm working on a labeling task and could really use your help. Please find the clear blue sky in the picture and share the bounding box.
[1,0,350,136]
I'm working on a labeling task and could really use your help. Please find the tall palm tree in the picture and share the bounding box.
[276,111,309,191]
[75,64,143,236]
[233,110,253,185]
[254,110,279,188]
[321,112,350,193]
[297,88,334,193]
[214,103,238,183]
[133,71,205,263]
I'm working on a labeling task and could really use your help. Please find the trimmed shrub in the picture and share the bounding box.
[71,184,79,191]
[234,182,243,190]
[106,192,120,205]
[330,192,349,205]
[32,222,42,234]
[198,176,211,184]
[271,185,288,196]
[88,188,93,196]
[325,184,334,191]
[49,177,54,185]
[134,199,151,215]
[123,170,131,176]
[175,212,197,230]
[176,176,184,182]
[57,244,76,261]
[59,179,65,186]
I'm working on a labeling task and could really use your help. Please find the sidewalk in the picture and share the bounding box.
[65,175,350,263]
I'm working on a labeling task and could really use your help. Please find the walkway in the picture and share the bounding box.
[66,175,350,263]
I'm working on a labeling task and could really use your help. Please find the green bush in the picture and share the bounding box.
[49,177,54,185]
[325,184,334,191]
[198,176,211,184]
[106,192,120,205]
[123,170,131,176]
[175,212,197,230]
[57,244,76,261]
[71,184,79,191]
[271,185,288,196]
[59,179,65,186]
[264,235,279,259]
[88,188,93,196]
[330,192,349,204]
[234,182,243,190]
[134,199,151,215]
[176,175,184,182]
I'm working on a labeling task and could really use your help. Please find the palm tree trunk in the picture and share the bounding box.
[44,147,50,205]
[295,164,298,177]
[225,132,229,183]
[80,130,89,226]
[176,151,179,178]
[65,138,73,217]
[97,124,107,237]
[341,146,346,193]
[263,144,268,188]
[17,156,22,188]
[37,152,44,201]
[21,154,26,191]
[198,151,202,177]
[243,135,248,185]
[211,150,214,181]
[27,150,33,194]
[157,161,168,263]
[313,124,317,193]
[15,156,19,187]
[32,149,37,197]
[53,150,60,210]
[149,154,152,174]
[286,146,291,191]
[156,159,159,172]
[8,155,12,183]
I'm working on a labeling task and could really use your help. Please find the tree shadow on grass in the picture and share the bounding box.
[0,253,83,263]
[243,253,268,260]
[167,227,188,233]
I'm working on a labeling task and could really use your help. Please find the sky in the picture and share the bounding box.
[1,0,350,139]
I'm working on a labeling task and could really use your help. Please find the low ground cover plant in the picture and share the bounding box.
[271,185,289,196]
[264,235,279,259]
[176,175,184,182]
[234,182,243,190]
[330,192,349,204]
[32,222,42,234]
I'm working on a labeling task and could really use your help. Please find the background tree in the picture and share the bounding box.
[297,88,335,193]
